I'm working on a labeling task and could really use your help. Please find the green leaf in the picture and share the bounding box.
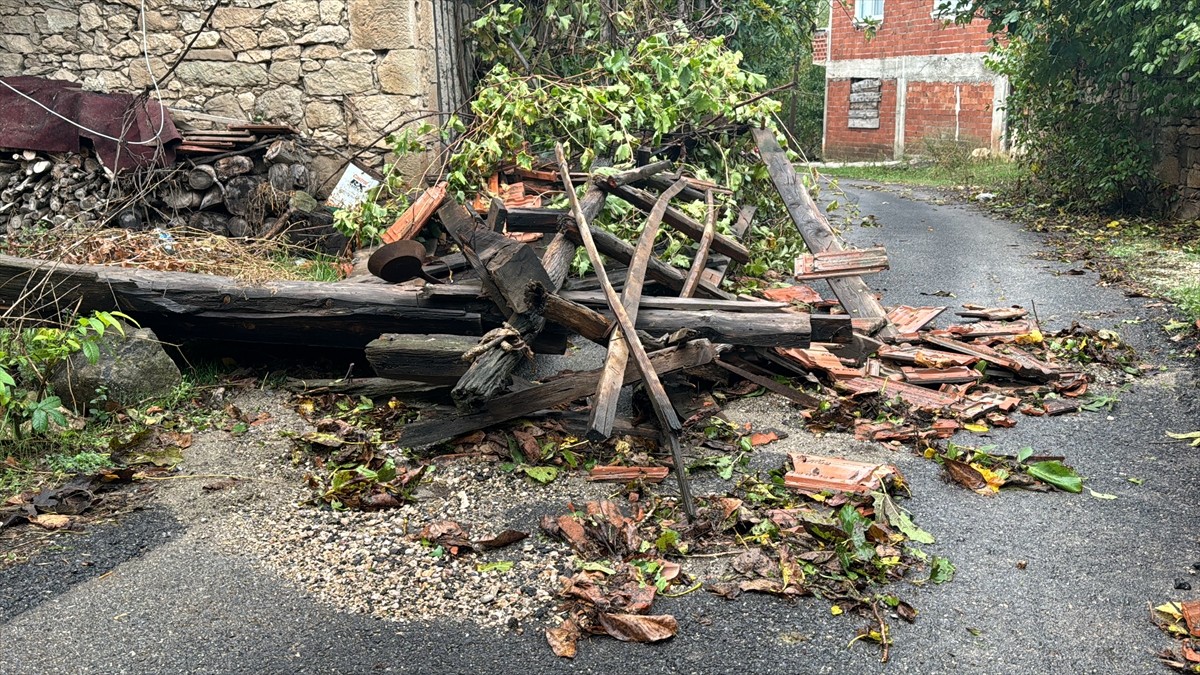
[580,561,616,574]
[1166,431,1200,447]
[1087,487,1118,500]
[872,491,935,544]
[31,407,48,433]
[1026,460,1083,493]
[81,340,100,365]
[1016,446,1034,463]
[929,556,955,584]
[476,561,514,573]
[519,465,558,484]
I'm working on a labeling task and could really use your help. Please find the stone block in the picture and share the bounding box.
[305,101,344,128]
[5,15,36,34]
[146,34,184,56]
[347,93,415,145]
[145,10,180,30]
[319,0,345,23]
[108,15,134,32]
[1188,169,1200,189]
[274,46,303,60]
[175,61,269,86]
[185,49,237,61]
[342,49,376,63]
[259,26,291,48]
[42,35,75,53]
[43,8,79,31]
[213,7,264,28]
[256,85,305,125]
[111,40,142,58]
[237,49,274,63]
[269,60,302,83]
[129,56,168,88]
[223,27,260,51]
[194,31,221,49]
[0,35,37,55]
[302,45,341,59]
[303,60,374,95]
[204,92,247,118]
[267,0,320,26]
[297,26,350,45]
[49,327,182,413]
[349,0,414,49]
[0,52,22,74]
[377,49,423,95]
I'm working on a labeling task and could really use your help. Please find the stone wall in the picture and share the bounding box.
[0,0,466,192]
[1153,119,1200,220]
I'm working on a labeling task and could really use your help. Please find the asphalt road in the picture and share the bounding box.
[2,182,1197,674]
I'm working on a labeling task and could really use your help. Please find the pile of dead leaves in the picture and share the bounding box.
[926,441,1084,495]
[1154,600,1200,672]
[0,465,137,530]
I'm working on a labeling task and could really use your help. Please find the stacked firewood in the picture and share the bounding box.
[1,149,109,234]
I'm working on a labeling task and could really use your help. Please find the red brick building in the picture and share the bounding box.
[814,0,1007,160]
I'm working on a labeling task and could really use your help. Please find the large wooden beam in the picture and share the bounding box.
[0,254,482,348]
[751,127,892,337]
[395,339,716,448]
[636,309,849,347]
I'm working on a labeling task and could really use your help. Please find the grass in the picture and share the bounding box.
[1107,237,1200,321]
[819,158,1024,190]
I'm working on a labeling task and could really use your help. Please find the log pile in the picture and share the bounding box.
[1,126,343,252]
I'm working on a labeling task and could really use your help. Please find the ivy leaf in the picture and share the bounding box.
[1026,460,1083,493]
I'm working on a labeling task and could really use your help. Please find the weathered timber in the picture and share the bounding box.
[636,173,707,202]
[504,207,564,233]
[701,204,756,288]
[283,377,448,400]
[635,310,850,347]
[365,333,479,383]
[560,291,787,313]
[556,144,694,519]
[600,183,751,263]
[543,293,612,343]
[485,197,507,232]
[713,356,823,408]
[600,160,675,188]
[0,254,482,348]
[590,177,689,441]
[560,220,733,300]
[751,127,892,337]
[439,203,552,409]
[395,339,716,448]
[680,189,717,298]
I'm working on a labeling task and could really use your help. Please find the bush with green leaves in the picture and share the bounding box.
[0,311,131,439]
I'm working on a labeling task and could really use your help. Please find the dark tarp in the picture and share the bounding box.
[0,76,181,172]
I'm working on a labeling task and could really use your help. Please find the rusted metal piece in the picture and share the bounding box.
[783,453,903,494]
[901,366,981,385]
[837,375,962,410]
[587,466,670,483]
[956,304,1029,321]
[886,306,947,337]
[368,239,438,283]
[793,247,889,280]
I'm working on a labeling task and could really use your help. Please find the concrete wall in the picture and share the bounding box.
[822,0,1006,160]
[0,0,467,191]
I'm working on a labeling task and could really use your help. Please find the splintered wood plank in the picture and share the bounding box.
[956,304,1028,321]
[680,189,717,298]
[751,127,891,336]
[836,375,963,410]
[395,340,716,448]
[589,178,688,441]
[886,306,946,335]
[559,291,789,313]
[700,204,756,287]
[713,357,823,408]
[941,319,1040,338]
[793,247,889,280]
[588,466,670,483]
[381,182,447,243]
[900,366,981,385]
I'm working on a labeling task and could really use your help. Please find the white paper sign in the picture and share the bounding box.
[326,163,381,209]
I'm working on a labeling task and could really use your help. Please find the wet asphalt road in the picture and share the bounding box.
[2,182,1197,674]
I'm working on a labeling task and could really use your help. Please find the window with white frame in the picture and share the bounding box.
[856,0,884,22]
[932,0,971,19]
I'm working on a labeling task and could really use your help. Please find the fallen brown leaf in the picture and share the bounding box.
[943,458,989,494]
[596,613,677,643]
[546,619,580,658]
[30,514,70,530]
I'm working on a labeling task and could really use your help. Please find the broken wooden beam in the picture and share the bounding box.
[560,291,786,313]
[701,204,756,288]
[751,127,892,338]
[713,356,823,408]
[637,310,850,347]
[381,182,446,243]
[599,159,675,188]
[365,334,480,383]
[395,339,716,448]
[679,189,717,298]
[0,254,483,349]
[588,466,670,483]
[793,247,889,280]
[599,183,751,263]
[590,178,689,441]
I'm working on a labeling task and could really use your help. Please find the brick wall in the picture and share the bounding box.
[813,29,829,63]
[824,78,897,160]
[903,81,994,149]
[829,0,992,62]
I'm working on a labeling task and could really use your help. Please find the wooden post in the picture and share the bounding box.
[555,143,696,520]
[589,177,689,441]
[679,189,717,298]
